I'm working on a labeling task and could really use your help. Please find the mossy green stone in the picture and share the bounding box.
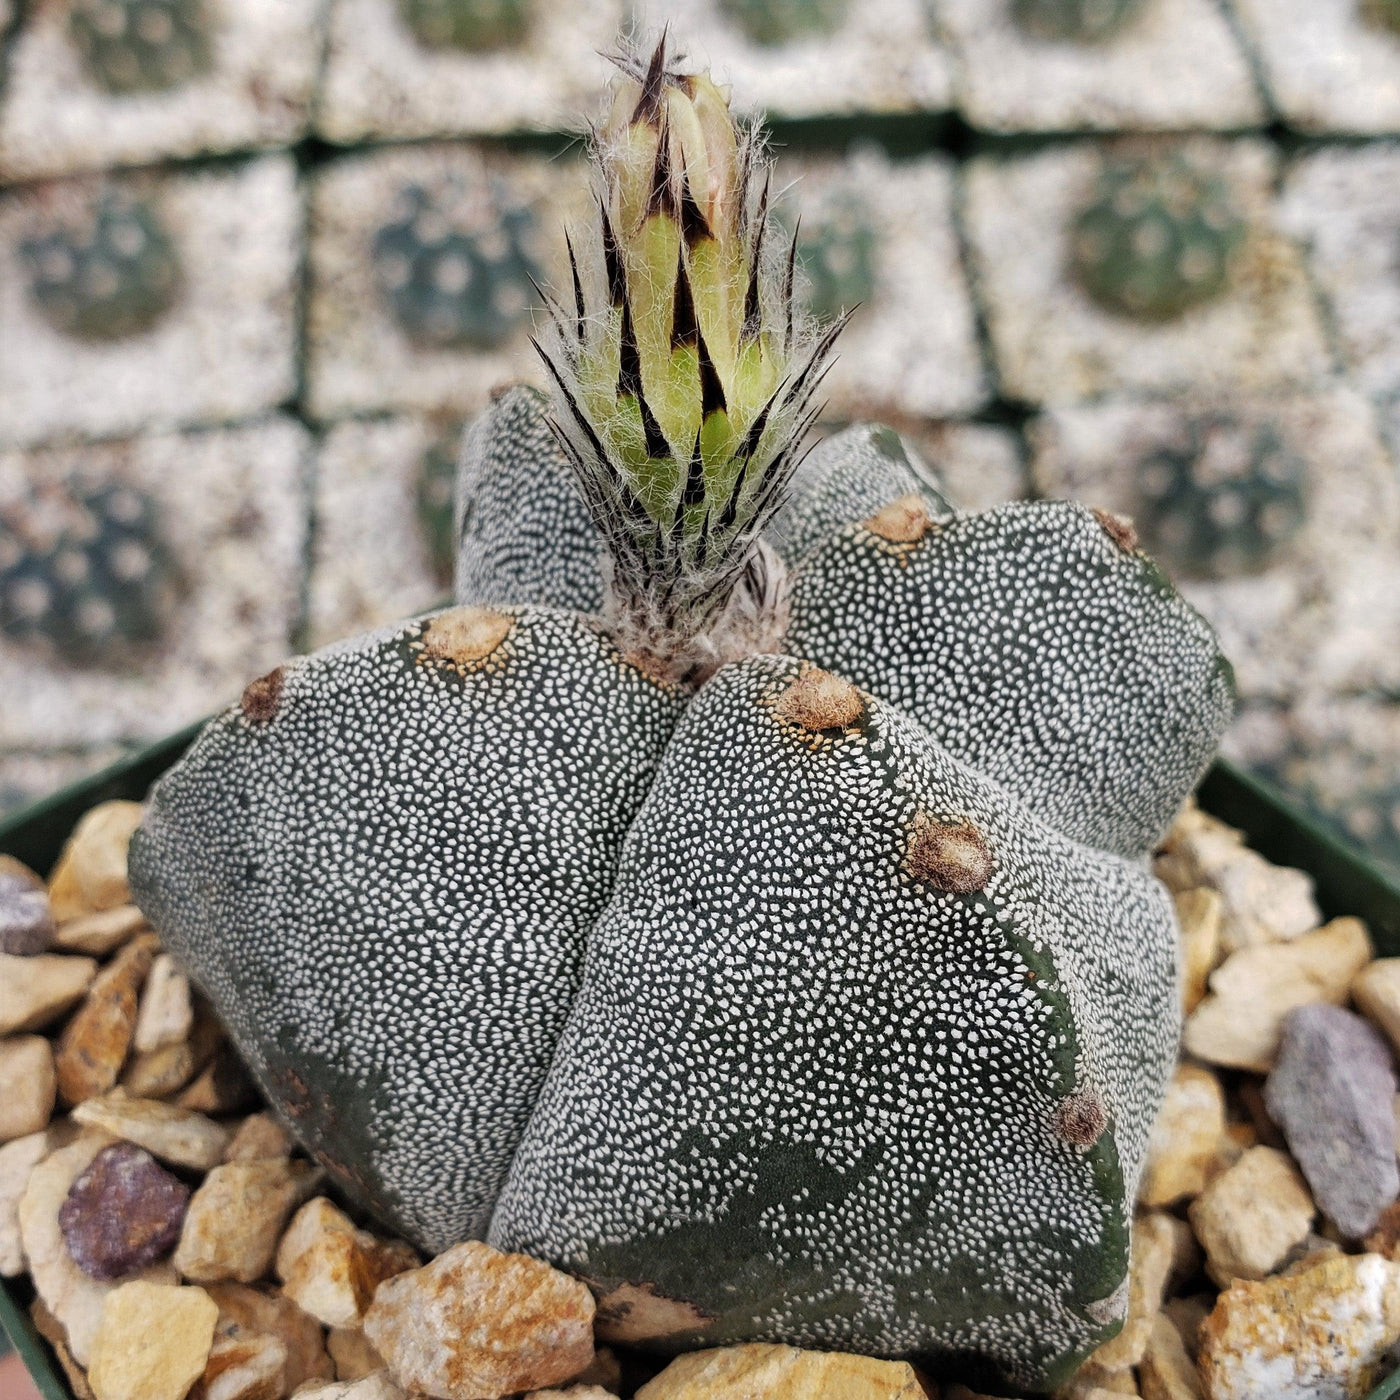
[68,0,212,95]
[1071,154,1246,321]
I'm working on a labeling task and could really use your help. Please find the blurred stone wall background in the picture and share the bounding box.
[1,0,1398,879]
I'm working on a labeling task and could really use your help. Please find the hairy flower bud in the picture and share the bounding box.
[535,35,846,683]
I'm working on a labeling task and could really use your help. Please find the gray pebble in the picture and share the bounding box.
[0,858,55,957]
[1265,1003,1400,1239]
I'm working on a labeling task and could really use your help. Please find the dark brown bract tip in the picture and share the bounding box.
[1055,1088,1110,1148]
[905,816,996,893]
[240,667,284,725]
[864,493,934,545]
[1092,507,1140,553]
[775,666,867,733]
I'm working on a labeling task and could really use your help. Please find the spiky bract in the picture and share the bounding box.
[68,0,212,95]
[536,37,844,682]
[1136,416,1307,580]
[1071,153,1245,321]
[1012,0,1145,43]
[22,191,181,342]
[396,0,532,50]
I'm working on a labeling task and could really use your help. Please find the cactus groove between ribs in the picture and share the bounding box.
[130,39,1234,1395]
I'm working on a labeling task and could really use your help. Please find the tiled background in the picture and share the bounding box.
[1,0,1399,882]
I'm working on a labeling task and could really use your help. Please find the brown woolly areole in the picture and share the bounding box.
[239,667,284,724]
[1092,507,1140,554]
[904,815,996,893]
[864,493,934,545]
[1053,1088,1110,1149]
[774,665,867,733]
[420,607,514,671]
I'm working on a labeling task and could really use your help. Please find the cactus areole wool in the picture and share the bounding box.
[130,38,1235,1394]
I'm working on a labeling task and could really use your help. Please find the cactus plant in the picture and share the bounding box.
[787,195,879,324]
[372,185,540,351]
[396,0,532,49]
[21,191,181,342]
[1071,153,1246,321]
[717,0,849,46]
[1012,0,1145,43]
[1135,416,1307,580]
[67,0,212,95]
[0,480,179,666]
[131,39,1233,1393]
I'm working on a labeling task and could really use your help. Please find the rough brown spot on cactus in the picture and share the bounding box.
[1054,1088,1109,1148]
[420,607,513,673]
[904,816,996,893]
[1092,507,1140,554]
[590,1279,716,1345]
[775,666,866,732]
[864,493,933,545]
[240,667,284,724]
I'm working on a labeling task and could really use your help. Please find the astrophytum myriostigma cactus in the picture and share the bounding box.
[131,37,1233,1393]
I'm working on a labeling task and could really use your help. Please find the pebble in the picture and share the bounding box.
[54,906,149,958]
[55,933,159,1105]
[1140,1064,1226,1207]
[1139,1313,1201,1400]
[47,801,144,921]
[0,950,97,1035]
[362,1239,594,1399]
[1188,1146,1316,1287]
[1352,957,1400,1056]
[175,1157,322,1283]
[73,1092,233,1171]
[276,1197,419,1329]
[31,1297,97,1400]
[133,954,193,1054]
[123,1010,222,1101]
[0,1129,53,1275]
[0,855,55,955]
[19,1133,177,1364]
[328,1326,386,1382]
[293,1376,408,1400]
[633,1345,929,1398]
[203,1280,335,1392]
[1265,1003,1400,1239]
[1182,917,1373,1072]
[0,1034,56,1142]
[86,1280,219,1400]
[58,1141,189,1280]
[1365,1201,1400,1260]
[529,1389,620,1399]
[1091,1212,1179,1371]
[223,1113,293,1163]
[176,1046,259,1115]
[1198,1252,1400,1400]
[191,1329,286,1400]
[1175,888,1222,1014]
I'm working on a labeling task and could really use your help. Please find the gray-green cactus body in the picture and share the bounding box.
[1136,418,1307,580]
[22,193,181,342]
[791,198,879,325]
[396,0,532,49]
[373,187,539,351]
[1071,155,1245,321]
[1012,0,1145,43]
[130,605,685,1248]
[784,501,1233,858]
[491,653,1176,1392]
[68,0,212,94]
[717,0,849,45]
[454,387,604,614]
[0,481,179,666]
